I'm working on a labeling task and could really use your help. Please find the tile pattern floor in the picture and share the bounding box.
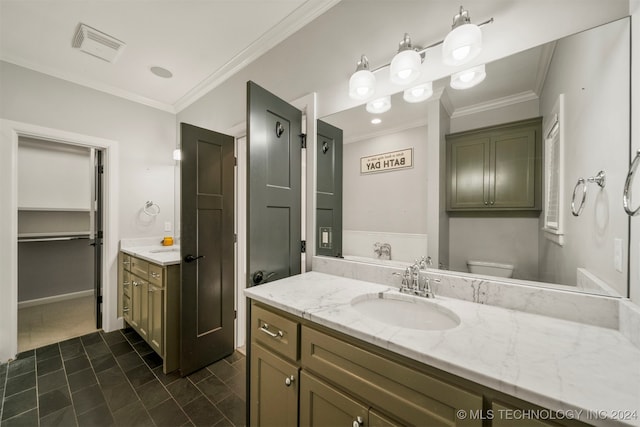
[0,328,246,426]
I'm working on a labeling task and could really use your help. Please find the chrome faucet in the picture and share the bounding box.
[393,258,435,298]
[373,242,392,260]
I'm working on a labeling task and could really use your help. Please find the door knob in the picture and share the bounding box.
[184,254,204,263]
[252,270,276,285]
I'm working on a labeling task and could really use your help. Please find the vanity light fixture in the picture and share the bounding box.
[389,34,422,85]
[347,6,492,107]
[349,55,376,100]
[366,96,391,114]
[442,6,483,66]
[404,82,433,103]
[450,64,486,89]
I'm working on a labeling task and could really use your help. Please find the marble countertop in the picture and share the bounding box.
[244,271,640,427]
[120,244,180,266]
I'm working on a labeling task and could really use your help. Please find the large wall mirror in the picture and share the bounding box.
[318,17,630,298]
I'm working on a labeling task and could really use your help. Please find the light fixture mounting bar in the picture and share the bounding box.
[368,17,493,74]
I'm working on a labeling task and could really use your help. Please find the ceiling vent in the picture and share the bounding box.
[72,23,126,63]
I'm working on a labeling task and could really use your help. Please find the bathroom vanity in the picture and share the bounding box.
[245,271,640,427]
[118,243,180,373]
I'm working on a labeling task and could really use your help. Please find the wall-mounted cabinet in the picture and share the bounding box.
[446,118,542,212]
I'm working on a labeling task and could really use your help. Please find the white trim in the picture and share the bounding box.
[0,119,120,363]
[18,290,94,309]
[542,94,565,246]
[450,90,539,119]
[174,1,340,113]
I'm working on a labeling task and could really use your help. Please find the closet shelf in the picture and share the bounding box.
[18,207,91,212]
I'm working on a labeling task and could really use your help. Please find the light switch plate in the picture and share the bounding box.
[164,221,172,232]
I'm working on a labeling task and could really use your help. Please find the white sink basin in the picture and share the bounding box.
[148,247,180,253]
[351,293,460,331]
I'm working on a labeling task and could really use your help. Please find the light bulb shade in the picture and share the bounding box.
[173,148,182,160]
[450,64,486,90]
[390,49,421,85]
[403,82,433,103]
[366,96,391,114]
[349,69,376,100]
[442,24,482,66]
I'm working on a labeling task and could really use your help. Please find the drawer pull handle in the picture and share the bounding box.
[133,281,139,287]
[352,416,364,427]
[123,308,129,313]
[284,375,295,387]
[123,260,130,266]
[150,272,160,278]
[123,281,130,286]
[259,323,283,339]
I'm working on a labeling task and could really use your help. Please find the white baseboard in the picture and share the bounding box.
[18,289,94,309]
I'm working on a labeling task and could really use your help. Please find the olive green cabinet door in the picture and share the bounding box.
[300,371,368,427]
[369,409,402,427]
[148,285,163,355]
[251,344,299,427]
[131,278,148,340]
[490,129,537,208]
[448,137,491,209]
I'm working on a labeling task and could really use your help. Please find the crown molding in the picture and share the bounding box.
[535,41,557,96]
[450,90,539,119]
[1,56,177,114]
[173,0,341,113]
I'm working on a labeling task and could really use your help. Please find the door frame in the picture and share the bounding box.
[0,119,120,362]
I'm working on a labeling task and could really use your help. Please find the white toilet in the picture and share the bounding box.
[466,260,514,278]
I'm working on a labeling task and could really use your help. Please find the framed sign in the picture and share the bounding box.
[360,148,413,174]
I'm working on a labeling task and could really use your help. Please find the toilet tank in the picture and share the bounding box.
[466,260,514,278]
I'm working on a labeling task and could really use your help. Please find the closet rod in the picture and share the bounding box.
[18,236,90,243]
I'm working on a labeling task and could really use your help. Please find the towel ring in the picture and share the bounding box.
[571,178,587,217]
[623,149,640,216]
[143,201,160,216]
[571,171,606,217]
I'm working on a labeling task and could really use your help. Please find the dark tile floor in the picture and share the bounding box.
[0,328,246,426]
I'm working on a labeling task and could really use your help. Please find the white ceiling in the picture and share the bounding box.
[0,0,338,112]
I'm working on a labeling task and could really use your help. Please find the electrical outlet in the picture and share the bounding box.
[614,238,623,273]
[164,221,172,232]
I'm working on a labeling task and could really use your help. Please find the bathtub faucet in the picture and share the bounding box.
[373,242,391,260]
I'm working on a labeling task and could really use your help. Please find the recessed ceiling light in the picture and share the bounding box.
[150,66,173,79]
[371,118,382,124]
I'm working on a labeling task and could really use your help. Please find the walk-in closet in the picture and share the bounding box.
[17,137,100,351]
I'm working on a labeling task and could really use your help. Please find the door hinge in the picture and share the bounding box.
[98,165,104,174]
[301,240,306,253]
[299,133,307,149]
[234,233,237,243]
[234,156,237,166]
[97,295,103,304]
[234,310,237,319]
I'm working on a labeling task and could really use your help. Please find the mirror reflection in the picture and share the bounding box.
[319,17,630,297]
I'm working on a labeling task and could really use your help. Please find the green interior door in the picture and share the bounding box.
[316,119,343,257]
[180,123,235,376]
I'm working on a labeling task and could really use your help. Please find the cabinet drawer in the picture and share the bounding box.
[301,325,482,427]
[148,263,164,288]
[252,304,299,362]
[122,253,131,271]
[130,257,149,279]
[122,271,131,297]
